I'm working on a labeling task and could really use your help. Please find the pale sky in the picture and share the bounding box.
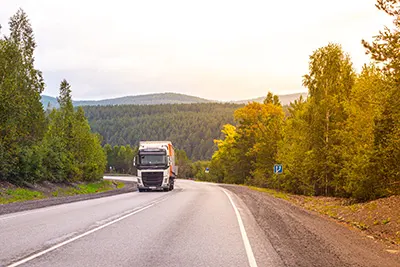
[0,0,392,101]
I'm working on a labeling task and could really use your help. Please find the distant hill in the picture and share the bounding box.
[41,95,59,109]
[41,92,211,109]
[41,92,307,109]
[234,92,308,106]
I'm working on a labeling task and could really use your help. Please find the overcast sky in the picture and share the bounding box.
[0,0,392,101]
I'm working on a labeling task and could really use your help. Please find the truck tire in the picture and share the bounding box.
[138,188,144,192]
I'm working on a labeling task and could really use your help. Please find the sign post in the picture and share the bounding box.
[274,164,283,174]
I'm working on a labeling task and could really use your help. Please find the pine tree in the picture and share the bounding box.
[43,81,106,182]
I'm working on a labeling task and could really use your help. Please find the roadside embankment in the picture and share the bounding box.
[221,184,400,267]
[245,185,400,247]
[0,179,137,215]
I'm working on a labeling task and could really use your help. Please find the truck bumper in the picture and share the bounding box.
[137,185,169,191]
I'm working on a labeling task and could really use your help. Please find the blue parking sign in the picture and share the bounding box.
[274,164,283,174]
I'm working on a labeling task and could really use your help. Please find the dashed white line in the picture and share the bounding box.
[223,189,258,267]
[7,198,166,267]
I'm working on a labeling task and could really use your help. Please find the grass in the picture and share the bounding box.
[0,180,125,204]
[246,185,290,200]
[0,188,45,204]
[52,180,124,196]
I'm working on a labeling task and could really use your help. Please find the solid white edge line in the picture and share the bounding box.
[223,189,258,267]
[7,199,163,267]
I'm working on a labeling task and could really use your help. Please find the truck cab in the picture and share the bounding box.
[134,141,177,192]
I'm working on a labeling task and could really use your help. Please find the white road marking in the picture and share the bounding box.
[6,198,166,267]
[223,189,258,267]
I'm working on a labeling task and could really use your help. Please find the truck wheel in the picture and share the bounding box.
[138,188,144,192]
[163,188,169,192]
[169,184,174,191]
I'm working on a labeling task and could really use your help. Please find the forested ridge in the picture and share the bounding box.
[41,92,212,108]
[0,10,106,184]
[83,103,241,160]
[206,1,400,201]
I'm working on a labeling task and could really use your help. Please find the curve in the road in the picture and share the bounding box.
[2,180,261,267]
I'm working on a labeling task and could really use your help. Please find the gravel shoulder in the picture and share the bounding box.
[0,181,137,215]
[221,184,400,267]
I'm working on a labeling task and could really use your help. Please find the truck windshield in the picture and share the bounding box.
[139,154,167,166]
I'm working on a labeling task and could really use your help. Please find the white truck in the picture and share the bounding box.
[134,141,177,192]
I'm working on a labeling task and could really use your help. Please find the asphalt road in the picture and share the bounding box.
[0,179,277,267]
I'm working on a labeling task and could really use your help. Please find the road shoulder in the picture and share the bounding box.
[0,181,136,215]
[221,184,400,267]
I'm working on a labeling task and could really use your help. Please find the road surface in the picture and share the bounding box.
[0,179,278,267]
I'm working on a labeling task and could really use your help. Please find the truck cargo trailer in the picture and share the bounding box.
[134,141,177,192]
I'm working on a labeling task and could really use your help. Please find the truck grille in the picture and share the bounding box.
[142,172,163,187]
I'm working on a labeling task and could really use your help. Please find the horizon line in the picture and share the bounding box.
[41,91,309,102]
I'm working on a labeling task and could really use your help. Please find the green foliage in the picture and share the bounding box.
[175,149,193,178]
[191,161,213,181]
[302,43,355,196]
[277,96,314,195]
[83,103,240,160]
[210,124,242,184]
[0,10,106,184]
[0,9,45,183]
[210,38,399,201]
[104,144,137,174]
[362,0,400,197]
[340,65,391,200]
[41,80,106,182]
[210,92,284,186]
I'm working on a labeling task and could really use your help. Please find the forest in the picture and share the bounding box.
[0,10,106,184]
[206,1,400,201]
[83,103,241,160]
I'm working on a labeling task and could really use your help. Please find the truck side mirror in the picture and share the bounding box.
[133,156,136,167]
